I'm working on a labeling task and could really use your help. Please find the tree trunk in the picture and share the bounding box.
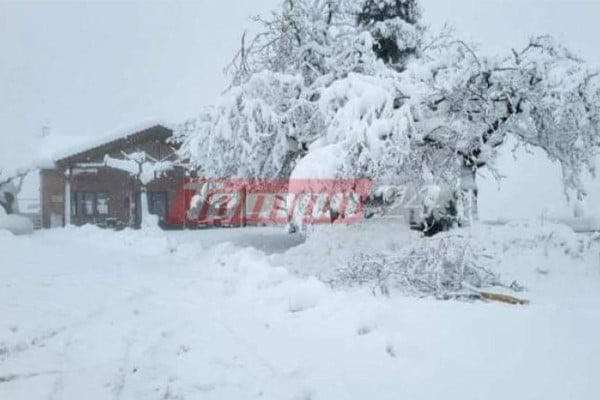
[459,165,478,225]
[139,187,152,229]
[0,193,15,214]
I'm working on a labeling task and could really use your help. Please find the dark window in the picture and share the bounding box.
[71,192,89,217]
[83,193,94,216]
[96,193,109,215]
[148,191,168,222]
[71,192,109,217]
[71,193,77,217]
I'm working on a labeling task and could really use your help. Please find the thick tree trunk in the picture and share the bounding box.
[1,179,24,215]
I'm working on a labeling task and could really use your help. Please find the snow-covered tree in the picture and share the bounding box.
[176,0,600,231]
[176,0,415,179]
[357,0,422,68]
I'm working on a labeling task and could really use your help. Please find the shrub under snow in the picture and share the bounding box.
[329,234,521,299]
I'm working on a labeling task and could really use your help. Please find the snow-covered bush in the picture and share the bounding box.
[329,235,509,298]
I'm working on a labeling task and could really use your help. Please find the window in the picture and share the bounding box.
[96,193,109,215]
[71,192,94,217]
[83,193,94,216]
[71,194,77,217]
[71,192,110,217]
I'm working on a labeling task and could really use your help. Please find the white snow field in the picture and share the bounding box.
[1,221,599,400]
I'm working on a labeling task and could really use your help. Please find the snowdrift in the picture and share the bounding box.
[0,220,599,400]
[0,214,34,235]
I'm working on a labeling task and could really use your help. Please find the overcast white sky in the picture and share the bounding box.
[1,0,599,218]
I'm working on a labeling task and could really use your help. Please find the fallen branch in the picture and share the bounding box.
[479,291,530,305]
[462,283,530,305]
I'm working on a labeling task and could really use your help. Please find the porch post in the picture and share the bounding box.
[64,168,71,226]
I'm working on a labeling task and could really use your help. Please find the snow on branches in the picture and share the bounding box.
[176,0,600,219]
[104,151,173,186]
[357,0,422,67]
[408,34,600,198]
[177,72,312,179]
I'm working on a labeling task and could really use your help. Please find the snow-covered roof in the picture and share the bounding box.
[37,120,175,168]
[38,135,94,169]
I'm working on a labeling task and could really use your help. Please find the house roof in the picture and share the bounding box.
[47,120,175,167]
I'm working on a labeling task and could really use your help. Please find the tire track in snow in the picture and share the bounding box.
[0,370,62,384]
[0,288,152,374]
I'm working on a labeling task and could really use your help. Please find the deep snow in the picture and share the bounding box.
[0,214,34,236]
[0,221,599,400]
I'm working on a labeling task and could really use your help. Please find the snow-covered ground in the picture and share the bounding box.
[1,221,599,400]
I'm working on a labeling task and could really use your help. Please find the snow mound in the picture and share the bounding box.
[273,218,417,277]
[475,220,593,260]
[0,214,34,235]
[287,277,327,312]
[281,219,599,303]
[554,216,600,233]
